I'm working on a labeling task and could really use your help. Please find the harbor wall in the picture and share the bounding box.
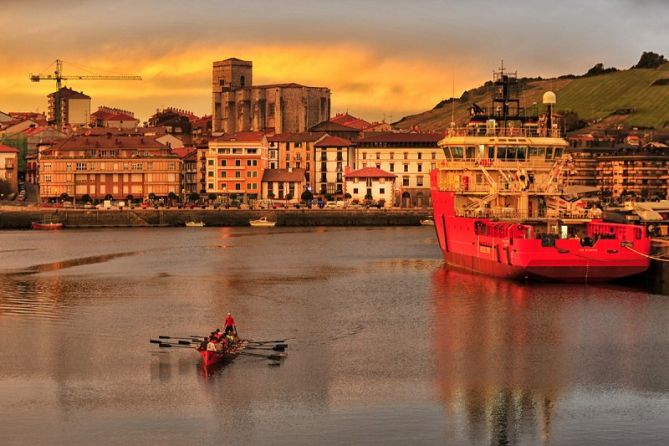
[0,207,431,230]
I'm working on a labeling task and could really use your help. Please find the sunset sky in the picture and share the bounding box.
[1,0,667,123]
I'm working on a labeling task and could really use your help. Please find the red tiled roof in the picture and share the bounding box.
[354,132,444,144]
[309,121,360,133]
[91,109,137,122]
[171,147,196,159]
[0,143,18,153]
[330,113,372,130]
[268,132,326,143]
[345,167,395,179]
[48,87,90,100]
[53,135,167,150]
[315,135,352,147]
[261,168,306,182]
[211,131,267,143]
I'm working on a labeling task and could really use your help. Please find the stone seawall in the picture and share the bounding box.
[0,207,432,229]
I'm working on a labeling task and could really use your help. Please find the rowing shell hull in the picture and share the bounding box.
[198,340,248,367]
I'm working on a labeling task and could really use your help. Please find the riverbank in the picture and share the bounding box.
[0,206,432,229]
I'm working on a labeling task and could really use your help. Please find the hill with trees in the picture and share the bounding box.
[394,52,669,133]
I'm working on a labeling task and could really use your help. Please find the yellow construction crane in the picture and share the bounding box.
[30,59,142,128]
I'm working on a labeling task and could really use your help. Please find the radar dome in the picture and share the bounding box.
[542,91,557,105]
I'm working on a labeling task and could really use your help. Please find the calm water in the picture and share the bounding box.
[0,227,668,445]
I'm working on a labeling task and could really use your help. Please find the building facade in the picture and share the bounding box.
[313,136,355,197]
[0,144,18,194]
[212,58,331,134]
[353,132,445,206]
[90,106,139,129]
[38,135,180,201]
[261,168,307,202]
[344,167,396,207]
[268,132,326,187]
[206,132,268,202]
[47,87,91,128]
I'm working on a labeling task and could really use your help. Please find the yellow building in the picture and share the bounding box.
[38,135,180,201]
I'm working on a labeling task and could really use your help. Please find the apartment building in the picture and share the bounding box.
[206,132,268,202]
[38,134,180,201]
[353,132,445,206]
[0,144,18,194]
[313,136,354,197]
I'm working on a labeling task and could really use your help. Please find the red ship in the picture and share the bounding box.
[430,66,650,282]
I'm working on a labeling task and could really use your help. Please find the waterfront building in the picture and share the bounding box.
[313,135,355,197]
[261,168,307,203]
[267,132,327,187]
[212,58,331,134]
[353,132,445,207]
[344,167,396,207]
[0,144,18,194]
[206,132,268,202]
[595,143,669,201]
[90,106,139,129]
[172,147,198,198]
[38,134,180,201]
[47,87,91,128]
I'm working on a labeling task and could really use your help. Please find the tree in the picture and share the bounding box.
[126,194,134,203]
[364,192,373,201]
[81,194,92,203]
[633,51,667,69]
[148,192,156,201]
[344,193,352,200]
[104,194,114,201]
[324,193,334,201]
[301,189,313,201]
[267,191,275,200]
[584,63,617,77]
[188,192,200,202]
[168,192,178,203]
[560,110,587,132]
[208,193,217,201]
[59,192,70,202]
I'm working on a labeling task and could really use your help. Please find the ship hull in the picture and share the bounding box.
[431,184,651,283]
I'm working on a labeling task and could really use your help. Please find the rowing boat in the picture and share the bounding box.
[198,339,249,367]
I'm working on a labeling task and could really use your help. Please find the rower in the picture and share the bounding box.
[206,338,218,352]
[224,312,237,336]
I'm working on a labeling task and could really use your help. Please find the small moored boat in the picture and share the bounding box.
[250,216,276,227]
[420,218,435,226]
[185,221,205,227]
[32,221,63,230]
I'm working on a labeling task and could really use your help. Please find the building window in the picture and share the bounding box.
[235,171,241,178]
[208,171,214,177]
[168,163,176,170]
[235,183,241,190]
[417,164,422,172]
[208,183,214,189]
[376,152,380,160]
[389,163,394,172]
[353,188,359,194]
[431,152,436,160]
[76,162,86,171]
[221,160,227,166]
[362,152,367,160]
[380,188,385,194]
[220,171,226,178]
[418,153,422,160]
[403,164,409,172]
[417,176,424,187]
[404,152,408,160]
[390,152,394,160]
[235,159,241,167]
[43,163,51,170]
[403,176,410,187]
[44,175,51,182]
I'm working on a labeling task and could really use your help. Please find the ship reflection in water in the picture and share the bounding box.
[430,266,669,445]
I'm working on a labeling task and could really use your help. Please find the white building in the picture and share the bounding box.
[344,167,396,207]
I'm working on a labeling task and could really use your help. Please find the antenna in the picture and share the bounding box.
[451,74,456,127]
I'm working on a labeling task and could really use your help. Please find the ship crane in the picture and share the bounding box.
[29,59,142,128]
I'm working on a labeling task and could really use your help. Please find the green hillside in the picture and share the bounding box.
[395,63,669,132]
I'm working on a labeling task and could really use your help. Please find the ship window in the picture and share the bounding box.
[517,146,527,161]
[487,146,495,159]
[506,146,517,160]
[478,145,486,159]
[554,148,563,158]
[545,147,554,160]
[465,146,476,159]
[450,147,464,159]
[497,146,507,159]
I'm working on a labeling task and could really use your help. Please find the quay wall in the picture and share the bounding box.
[0,207,431,230]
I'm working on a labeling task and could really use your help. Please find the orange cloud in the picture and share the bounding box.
[1,42,488,122]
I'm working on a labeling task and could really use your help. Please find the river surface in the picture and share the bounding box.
[0,227,668,445]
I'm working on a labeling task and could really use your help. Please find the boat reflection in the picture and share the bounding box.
[430,266,653,445]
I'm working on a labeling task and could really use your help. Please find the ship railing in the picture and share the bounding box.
[457,209,591,220]
[445,127,562,138]
[438,159,557,170]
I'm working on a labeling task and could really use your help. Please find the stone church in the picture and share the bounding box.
[212,58,331,134]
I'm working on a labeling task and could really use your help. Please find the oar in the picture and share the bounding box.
[150,339,197,346]
[158,343,196,349]
[239,351,285,361]
[159,335,203,341]
[247,338,290,344]
[246,345,285,352]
